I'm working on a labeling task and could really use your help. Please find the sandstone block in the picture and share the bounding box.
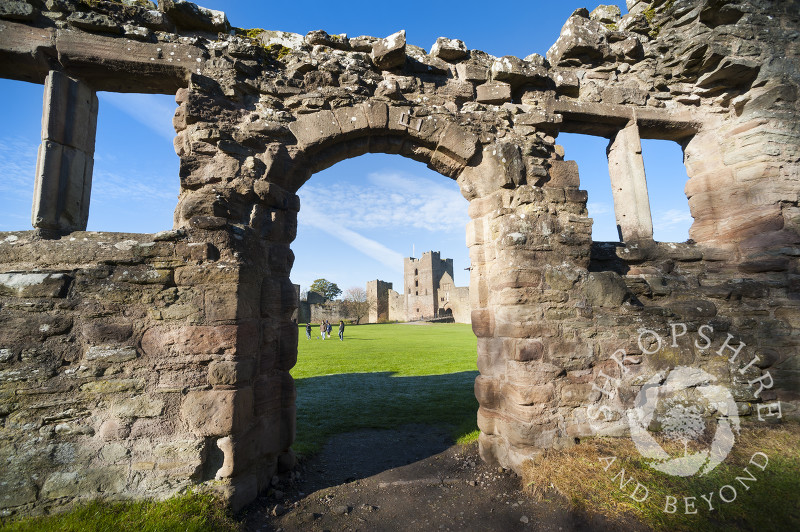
[471,309,494,338]
[288,110,342,148]
[208,359,254,386]
[474,375,501,410]
[559,382,599,407]
[514,339,544,362]
[80,379,144,394]
[0,272,70,298]
[81,320,133,344]
[160,0,229,33]
[505,381,555,406]
[112,395,165,419]
[476,81,511,104]
[141,324,258,358]
[0,476,37,507]
[67,12,122,34]
[547,14,611,66]
[41,466,127,500]
[181,388,253,437]
[430,37,468,61]
[371,30,406,70]
[456,62,489,82]
[491,56,547,87]
[435,122,479,165]
[333,105,370,137]
[85,345,138,363]
[0,1,35,22]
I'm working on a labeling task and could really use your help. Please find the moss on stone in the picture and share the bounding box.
[266,43,292,60]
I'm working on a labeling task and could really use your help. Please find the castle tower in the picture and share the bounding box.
[404,251,454,321]
[366,280,392,323]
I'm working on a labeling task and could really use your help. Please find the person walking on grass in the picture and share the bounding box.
[338,320,345,341]
[327,320,333,338]
[320,321,326,340]
[305,322,311,340]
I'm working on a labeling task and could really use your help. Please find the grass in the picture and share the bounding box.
[292,322,479,455]
[523,423,800,531]
[0,491,237,532]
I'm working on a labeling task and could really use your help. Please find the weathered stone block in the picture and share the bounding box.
[112,395,165,419]
[181,388,253,437]
[371,30,406,70]
[514,339,544,362]
[141,324,258,358]
[85,345,138,363]
[0,1,35,21]
[456,61,488,82]
[0,272,70,298]
[288,110,342,148]
[546,160,580,188]
[471,309,494,338]
[435,123,479,165]
[208,359,254,386]
[476,81,511,104]
[430,37,468,61]
[160,0,229,33]
[80,379,144,394]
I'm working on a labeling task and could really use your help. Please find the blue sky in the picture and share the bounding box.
[0,1,692,295]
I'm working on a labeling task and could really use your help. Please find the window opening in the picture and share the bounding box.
[641,138,692,243]
[557,132,618,242]
[89,92,179,233]
[0,79,44,231]
[557,132,692,243]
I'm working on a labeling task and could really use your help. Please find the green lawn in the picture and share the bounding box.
[292,322,480,455]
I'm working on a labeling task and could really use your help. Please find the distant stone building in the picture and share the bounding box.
[295,288,345,324]
[368,251,471,324]
[366,280,392,322]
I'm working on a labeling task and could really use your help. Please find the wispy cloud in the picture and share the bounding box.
[299,170,469,233]
[301,203,404,273]
[587,202,612,216]
[91,168,177,203]
[654,208,693,229]
[99,93,176,143]
[0,137,38,197]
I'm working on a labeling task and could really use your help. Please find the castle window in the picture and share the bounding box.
[415,280,418,287]
[414,269,418,276]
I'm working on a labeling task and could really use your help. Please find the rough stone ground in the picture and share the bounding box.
[240,425,641,531]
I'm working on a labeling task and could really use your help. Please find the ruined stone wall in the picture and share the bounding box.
[0,228,292,513]
[387,289,405,322]
[308,300,346,325]
[0,0,797,515]
[367,279,392,323]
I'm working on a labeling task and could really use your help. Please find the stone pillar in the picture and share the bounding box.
[606,120,653,242]
[32,70,98,235]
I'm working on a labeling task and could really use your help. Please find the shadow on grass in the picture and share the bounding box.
[294,370,479,457]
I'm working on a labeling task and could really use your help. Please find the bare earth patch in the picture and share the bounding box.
[241,425,628,531]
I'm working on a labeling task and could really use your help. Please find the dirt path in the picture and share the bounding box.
[240,425,635,531]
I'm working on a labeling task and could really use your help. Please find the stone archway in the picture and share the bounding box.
[0,0,797,515]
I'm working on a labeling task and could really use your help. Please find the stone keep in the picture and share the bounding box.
[0,0,798,515]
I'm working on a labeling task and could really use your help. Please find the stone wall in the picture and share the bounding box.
[308,300,346,325]
[0,228,293,514]
[0,0,797,515]
[388,289,405,322]
[367,279,392,322]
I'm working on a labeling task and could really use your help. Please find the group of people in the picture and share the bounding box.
[305,320,345,341]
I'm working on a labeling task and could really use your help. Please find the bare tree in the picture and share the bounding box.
[342,286,370,324]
